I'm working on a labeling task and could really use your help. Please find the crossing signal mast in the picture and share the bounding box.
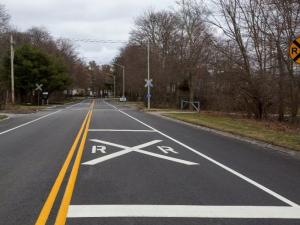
[144,40,153,109]
[147,39,151,109]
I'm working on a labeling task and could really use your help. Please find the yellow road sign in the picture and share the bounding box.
[289,35,300,64]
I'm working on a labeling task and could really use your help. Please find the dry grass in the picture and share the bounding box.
[0,115,7,120]
[1,104,47,114]
[163,112,300,151]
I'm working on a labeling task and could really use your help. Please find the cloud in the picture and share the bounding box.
[2,0,175,64]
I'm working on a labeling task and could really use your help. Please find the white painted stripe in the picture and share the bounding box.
[85,139,197,166]
[134,149,198,165]
[105,102,119,110]
[82,148,134,165]
[0,101,86,136]
[88,129,155,132]
[104,101,299,207]
[65,101,85,109]
[0,110,62,135]
[82,139,162,165]
[67,205,300,219]
[83,147,198,166]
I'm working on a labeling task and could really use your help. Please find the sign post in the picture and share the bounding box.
[35,83,43,106]
[10,35,15,104]
[145,78,153,109]
[147,40,151,109]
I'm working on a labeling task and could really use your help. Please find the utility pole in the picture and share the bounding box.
[113,75,116,98]
[147,39,150,110]
[10,34,15,104]
[122,66,125,98]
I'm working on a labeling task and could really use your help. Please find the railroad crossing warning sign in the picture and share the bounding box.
[144,79,153,88]
[289,35,300,64]
[35,83,43,91]
[82,139,198,166]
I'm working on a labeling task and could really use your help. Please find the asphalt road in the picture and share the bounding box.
[0,99,300,225]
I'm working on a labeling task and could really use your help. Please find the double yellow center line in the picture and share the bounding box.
[35,100,94,225]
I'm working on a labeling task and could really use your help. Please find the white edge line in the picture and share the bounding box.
[103,101,299,207]
[67,205,300,218]
[106,102,119,110]
[0,110,62,135]
[0,101,85,136]
[65,101,83,109]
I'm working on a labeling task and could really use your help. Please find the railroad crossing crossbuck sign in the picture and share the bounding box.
[144,79,153,88]
[35,83,43,91]
[82,139,198,166]
[289,35,300,64]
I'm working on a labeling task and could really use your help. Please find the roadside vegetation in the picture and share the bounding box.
[0,0,299,147]
[113,0,300,125]
[0,104,47,114]
[163,112,300,151]
[111,0,300,151]
[0,4,114,108]
[0,114,7,120]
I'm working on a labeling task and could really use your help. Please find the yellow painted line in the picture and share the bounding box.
[35,110,90,225]
[54,106,93,225]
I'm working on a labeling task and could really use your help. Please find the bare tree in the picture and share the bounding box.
[113,0,299,121]
[0,4,10,106]
[175,0,212,108]
[262,0,300,121]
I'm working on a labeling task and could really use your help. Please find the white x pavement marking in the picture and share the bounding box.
[82,139,199,166]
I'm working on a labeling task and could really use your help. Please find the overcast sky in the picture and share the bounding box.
[2,0,176,64]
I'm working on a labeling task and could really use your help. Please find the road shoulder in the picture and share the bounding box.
[148,111,300,159]
[0,114,8,121]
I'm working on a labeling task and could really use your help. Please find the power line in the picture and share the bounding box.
[67,38,128,44]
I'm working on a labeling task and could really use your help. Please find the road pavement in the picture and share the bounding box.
[0,99,300,225]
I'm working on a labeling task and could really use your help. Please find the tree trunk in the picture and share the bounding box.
[290,82,299,122]
[287,67,299,122]
[257,100,263,120]
[276,44,285,121]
